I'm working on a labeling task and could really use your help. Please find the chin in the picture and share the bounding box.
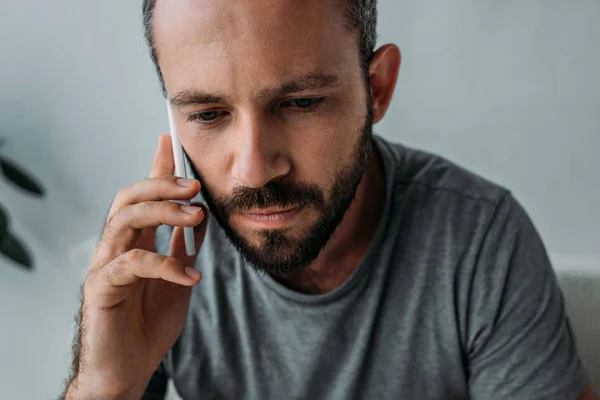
[226,217,325,277]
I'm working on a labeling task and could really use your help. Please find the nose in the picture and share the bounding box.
[231,115,291,188]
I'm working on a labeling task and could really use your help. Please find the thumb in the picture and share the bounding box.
[169,203,209,267]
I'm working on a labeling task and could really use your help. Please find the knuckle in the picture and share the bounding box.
[104,257,126,286]
[161,175,178,185]
[107,207,124,228]
[112,186,130,208]
[157,199,173,214]
[83,270,97,293]
[136,201,151,216]
[162,255,180,271]
[102,265,117,287]
[141,178,154,192]
[148,176,169,193]
[99,227,115,248]
[125,248,143,265]
[101,214,121,245]
[89,242,105,265]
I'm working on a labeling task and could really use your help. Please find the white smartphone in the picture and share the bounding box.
[166,100,196,256]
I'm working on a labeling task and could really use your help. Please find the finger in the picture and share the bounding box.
[97,249,202,288]
[120,201,205,230]
[110,176,200,213]
[134,134,176,257]
[96,201,205,262]
[170,203,209,265]
[150,134,175,178]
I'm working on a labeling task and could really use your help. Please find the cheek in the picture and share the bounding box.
[183,139,231,197]
[289,111,364,187]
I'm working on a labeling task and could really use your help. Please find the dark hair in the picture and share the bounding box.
[142,0,378,96]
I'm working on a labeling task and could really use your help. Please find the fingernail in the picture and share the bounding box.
[185,266,202,280]
[177,179,197,187]
[180,205,203,215]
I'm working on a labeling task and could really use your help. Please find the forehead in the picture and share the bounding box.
[152,0,360,96]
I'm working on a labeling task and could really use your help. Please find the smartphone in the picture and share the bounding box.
[167,100,196,256]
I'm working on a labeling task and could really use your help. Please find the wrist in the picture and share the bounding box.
[64,376,139,400]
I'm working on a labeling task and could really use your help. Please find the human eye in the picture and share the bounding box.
[187,110,228,125]
[280,97,327,112]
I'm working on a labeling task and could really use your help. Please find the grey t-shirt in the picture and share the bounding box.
[144,136,589,400]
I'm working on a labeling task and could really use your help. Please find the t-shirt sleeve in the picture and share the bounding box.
[466,194,590,399]
[142,361,169,400]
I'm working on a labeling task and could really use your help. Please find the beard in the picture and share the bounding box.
[187,108,374,278]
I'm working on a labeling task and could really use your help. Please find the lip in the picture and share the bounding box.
[246,206,298,215]
[238,206,302,229]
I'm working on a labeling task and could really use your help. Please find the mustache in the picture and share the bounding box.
[214,180,325,214]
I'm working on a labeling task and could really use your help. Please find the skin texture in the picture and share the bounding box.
[154,0,400,293]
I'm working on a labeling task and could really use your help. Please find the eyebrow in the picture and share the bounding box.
[257,73,342,100]
[168,72,342,107]
[169,91,229,108]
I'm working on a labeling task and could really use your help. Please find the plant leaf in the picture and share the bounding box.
[0,203,8,245]
[0,231,33,269]
[0,157,45,196]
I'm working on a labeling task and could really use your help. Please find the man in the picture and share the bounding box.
[62,0,596,399]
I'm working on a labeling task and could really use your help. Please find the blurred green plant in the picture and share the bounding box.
[0,136,45,270]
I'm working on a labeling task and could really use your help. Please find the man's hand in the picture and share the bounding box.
[63,134,208,399]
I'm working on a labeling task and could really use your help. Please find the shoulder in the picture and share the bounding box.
[377,137,509,207]
[375,137,519,247]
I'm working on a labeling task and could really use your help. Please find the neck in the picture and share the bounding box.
[276,141,387,294]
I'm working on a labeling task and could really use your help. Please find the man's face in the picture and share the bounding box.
[154,0,373,276]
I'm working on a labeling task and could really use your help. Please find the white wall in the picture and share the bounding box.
[0,1,598,398]
[377,0,600,256]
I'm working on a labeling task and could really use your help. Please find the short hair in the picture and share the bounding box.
[141,0,378,96]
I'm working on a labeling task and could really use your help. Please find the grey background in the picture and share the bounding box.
[0,1,598,398]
